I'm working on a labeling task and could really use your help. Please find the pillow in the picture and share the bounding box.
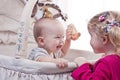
[0,0,24,32]
[0,16,19,33]
[0,30,35,45]
[0,31,17,44]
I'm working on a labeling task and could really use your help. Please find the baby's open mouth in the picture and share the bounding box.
[56,45,63,49]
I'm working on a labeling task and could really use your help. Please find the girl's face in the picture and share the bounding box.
[89,30,105,53]
[42,23,65,54]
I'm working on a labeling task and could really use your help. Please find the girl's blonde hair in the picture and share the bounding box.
[88,11,120,55]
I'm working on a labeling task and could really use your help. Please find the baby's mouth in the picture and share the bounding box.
[56,45,63,49]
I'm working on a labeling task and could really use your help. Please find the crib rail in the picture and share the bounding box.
[0,55,76,80]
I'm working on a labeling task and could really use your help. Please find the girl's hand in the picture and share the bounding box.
[74,57,88,66]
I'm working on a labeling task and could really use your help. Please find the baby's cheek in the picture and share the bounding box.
[52,40,59,45]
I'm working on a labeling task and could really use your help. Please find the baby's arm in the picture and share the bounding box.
[61,24,80,57]
[61,24,74,57]
[61,27,71,57]
[36,56,68,69]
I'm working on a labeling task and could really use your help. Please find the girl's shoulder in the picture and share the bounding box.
[98,54,120,64]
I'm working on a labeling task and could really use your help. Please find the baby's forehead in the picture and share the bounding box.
[34,18,65,34]
[36,18,62,27]
[37,18,60,24]
[36,18,64,28]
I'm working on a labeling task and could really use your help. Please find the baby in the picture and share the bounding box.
[28,18,75,68]
[28,0,80,69]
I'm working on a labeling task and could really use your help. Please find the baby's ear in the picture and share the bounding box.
[37,37,44,46]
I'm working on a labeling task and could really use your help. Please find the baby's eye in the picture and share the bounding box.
[55,35,65,39]
[55,36,61,38]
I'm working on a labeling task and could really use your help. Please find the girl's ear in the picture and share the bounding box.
[101,35,108,45]
[37,37,44,46]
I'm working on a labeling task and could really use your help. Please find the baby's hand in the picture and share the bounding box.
[66,26,72,41]
[67,23,81,40]
[74,57,88,66]
[56,58,68,69]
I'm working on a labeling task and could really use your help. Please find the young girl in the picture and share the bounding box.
[71,11,120,80]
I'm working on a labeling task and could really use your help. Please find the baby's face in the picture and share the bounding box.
[42,20,65,54]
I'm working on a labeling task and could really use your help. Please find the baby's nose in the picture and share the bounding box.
[60,38,65,44]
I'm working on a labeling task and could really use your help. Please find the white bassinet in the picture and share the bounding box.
[0,54,76,80]
[0,44,102,80]
[0,0,102,80]
[0,45,102,80]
